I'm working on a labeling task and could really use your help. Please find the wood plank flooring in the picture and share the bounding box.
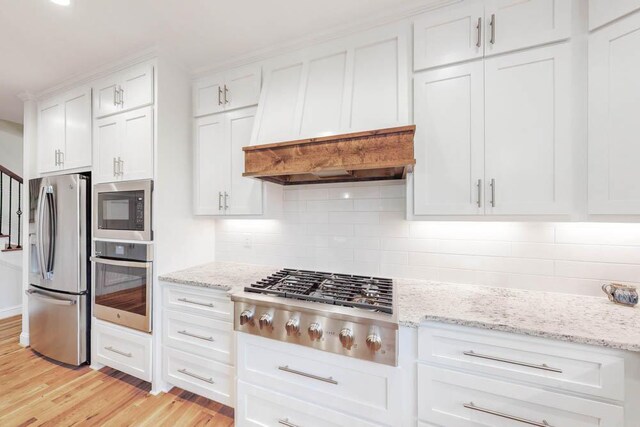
[0,316,234,426]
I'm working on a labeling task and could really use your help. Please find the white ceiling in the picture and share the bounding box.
[0,0,428,123]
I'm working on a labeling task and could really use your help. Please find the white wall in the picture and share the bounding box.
[215,180,640,297]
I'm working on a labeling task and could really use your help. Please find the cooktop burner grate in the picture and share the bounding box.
[245,268,393,314]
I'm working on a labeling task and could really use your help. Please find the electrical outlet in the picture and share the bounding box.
[243,234,252,249]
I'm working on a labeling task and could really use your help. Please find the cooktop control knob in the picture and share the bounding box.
[285,318,300,336]
[308,322,323,341]
[239,309,254,326]
[366,332,382,352]
[339,328,354,350]
[259,313,273,330]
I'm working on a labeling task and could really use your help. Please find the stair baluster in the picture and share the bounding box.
[0,165,23,252]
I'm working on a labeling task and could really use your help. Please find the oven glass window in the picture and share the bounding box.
[94,262,148,317]
[97,190,145,231]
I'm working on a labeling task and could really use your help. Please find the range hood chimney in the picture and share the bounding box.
[243,125,416,185]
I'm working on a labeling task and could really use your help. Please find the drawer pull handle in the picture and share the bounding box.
[178,368,214,384]
[464,402,552,427]
[278,419,300,427]
[178,330,214,342]
[178,297,214,308]
[278,365,337,385]
[105,346,132,358]
[463,350,563,373]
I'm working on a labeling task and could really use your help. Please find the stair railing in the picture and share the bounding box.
[0,164,23,251]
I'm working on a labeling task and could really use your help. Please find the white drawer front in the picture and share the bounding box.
[419,323,625,400]
[163,284,232,321]
[164,347,234,407]
[94,320,152,382]
[236,380,380,427]
[418,365,624,427]
[237,334,400,425]
[163,309,233,365]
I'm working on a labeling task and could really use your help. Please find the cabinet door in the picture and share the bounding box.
[194,114,228,215]
[484,44,570,215]
[252,59,305,145]
[193,73,225,117]
[224,64,261,111]
[589,0,640,30]
[94,115,120,184]
[484,0,571,56]
[589,12,640,214]
[120,63,154,113]
[118,106,154,181]
[413,61,484,215]
[61,87,92,171]
[413,0,485,71]
[226,107,262,215]
[94,78,120,118]
[37,99,64,173]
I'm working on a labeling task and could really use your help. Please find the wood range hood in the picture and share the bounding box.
[243,125,416,185]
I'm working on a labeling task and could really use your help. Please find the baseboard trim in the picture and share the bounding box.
[0,305,22,320]
[19,332,30,347]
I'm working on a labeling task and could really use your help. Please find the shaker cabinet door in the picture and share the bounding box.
[413,61,485,216]
[61,87,92,171]
[37,100,64,174]
[94,116,121,184]
[119,106,154,181]
[224,64,262,112]
[193,73,226,117]
[120,63,154,113]
[194,114,228,215]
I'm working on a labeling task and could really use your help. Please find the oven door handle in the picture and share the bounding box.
[90,257,152,269]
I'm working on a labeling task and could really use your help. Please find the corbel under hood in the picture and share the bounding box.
[243,125,416,185]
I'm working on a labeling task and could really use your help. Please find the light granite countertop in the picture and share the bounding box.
[160,262,640,352]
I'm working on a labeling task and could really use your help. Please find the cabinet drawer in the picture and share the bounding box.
[164,347,234,407]
[418,365,624,427]
[163,309,233,364]
[419,323,625,400]
[236,380,380,427]
[94,320,152,382]
[237,334,400,425]
[162,284,232,321]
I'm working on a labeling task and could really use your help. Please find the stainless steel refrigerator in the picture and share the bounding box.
[28,173,90,366]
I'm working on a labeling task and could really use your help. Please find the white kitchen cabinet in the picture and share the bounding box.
[94,62,154,118]
[413,0,571,71]
[252,22,409,145]
[589,0,640,30]
[193,64,261,117]
[94,106,154,183]
[94,319,152,382]
[194,106,262,215]
[413,60,484,215]
[484,43,571,215]
[589,11,640,214]
[37,86,92,174]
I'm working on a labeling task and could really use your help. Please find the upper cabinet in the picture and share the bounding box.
[37,86,92,174]
[94,63,154,118]
[589,11,640,214]
[193,64,261,117]
[251,23,409,145]
[589,0,640,30]
[413,0,571,71]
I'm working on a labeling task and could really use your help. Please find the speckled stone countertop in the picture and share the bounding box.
[397,279,640,352]
[159,262,640,352]
[158,262,280,295]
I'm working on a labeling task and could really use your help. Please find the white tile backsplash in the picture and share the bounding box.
[215,181,640,297]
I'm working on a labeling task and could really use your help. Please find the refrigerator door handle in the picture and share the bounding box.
[46,188,57,276]
[25,289,77,306]
[36,185,47,280]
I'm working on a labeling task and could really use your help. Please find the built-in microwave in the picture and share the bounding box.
[94,180,152,241]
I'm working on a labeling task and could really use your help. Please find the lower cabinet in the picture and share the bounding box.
[94,319,152,382]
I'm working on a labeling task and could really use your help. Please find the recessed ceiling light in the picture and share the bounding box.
[50,0,71,6]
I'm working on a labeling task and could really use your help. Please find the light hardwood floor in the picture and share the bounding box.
[0,316,234,426]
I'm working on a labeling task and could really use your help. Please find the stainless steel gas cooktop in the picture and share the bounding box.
[232,269,398,366]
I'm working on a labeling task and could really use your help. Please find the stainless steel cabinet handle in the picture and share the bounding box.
[54,149,58,166]
[224,192,229,210]
[224,85,229,104]
[464,402,553,426]
[25,289,76,306]
[489,14,496,44]
[178,368,214,384]
[58,150,64,166]
[178,330,214,342]
[105,346,132,358]
[113,87,118,106]
[463,350,562,373]
[119,87,124,106]
[218,191,223,211]
[476,17,482,48]
[278,419,300,427]
[278,365,338,385]
[490,178,496,207]
[177,297,214,308]
[218,86,223,105]
[117,157,124,176]
[476,179,482,208]
[113,157,118,176]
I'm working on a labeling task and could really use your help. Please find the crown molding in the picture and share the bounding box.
[191,0,458,78]
[16,91,36,102]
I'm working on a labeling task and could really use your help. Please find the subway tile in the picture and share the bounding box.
[555,260,640,282]
[307,223,355,236]
[283,189,299,201]
[379,184,406,198]
[380,251,409,265]
[328,186,380,200]
[299,212,329,224]
[307,199,354,212]
[354,249,381,263]
[329,211,380,224]
[354,198,404,212]
[555,223,640,246]
[298,188,329,200]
